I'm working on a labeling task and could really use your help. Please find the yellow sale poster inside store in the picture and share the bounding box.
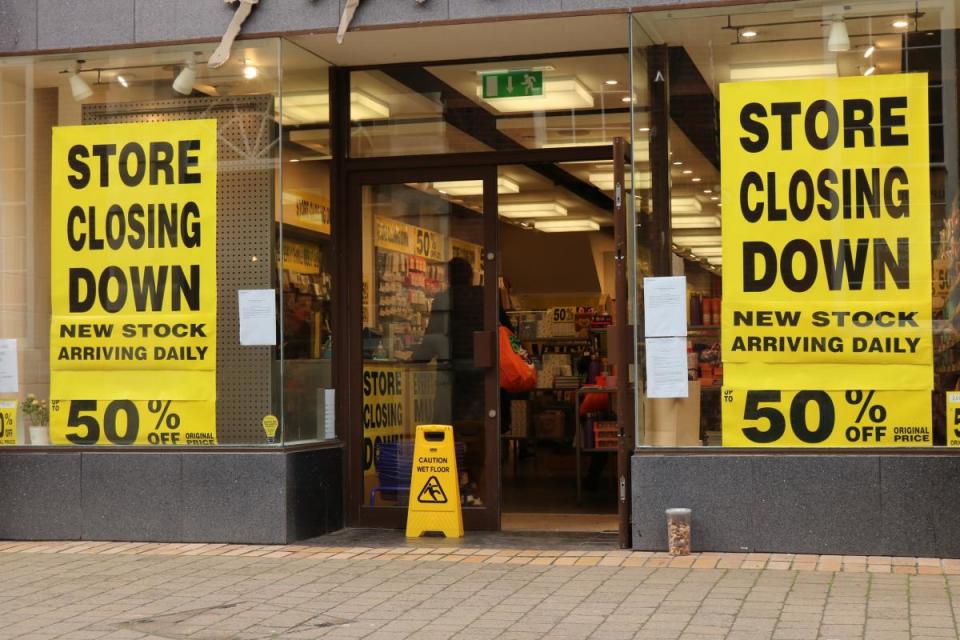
[0,401,16,446]
[363,364,407,479]
[720,74,932,446]
[49,120,218,445]
[947,392,960,447]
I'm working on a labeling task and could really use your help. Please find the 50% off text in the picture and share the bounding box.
[723,389,930,446]
[52,399,213,446]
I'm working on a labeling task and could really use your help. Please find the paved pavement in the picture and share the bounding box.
[2,541,960,639]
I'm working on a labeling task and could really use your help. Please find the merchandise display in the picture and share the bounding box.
[375,250,444,360]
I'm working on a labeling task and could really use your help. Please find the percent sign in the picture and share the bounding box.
[845,390,887,423]
[148,400,182,430]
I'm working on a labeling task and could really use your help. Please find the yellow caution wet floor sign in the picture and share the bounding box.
[406,425,463,538]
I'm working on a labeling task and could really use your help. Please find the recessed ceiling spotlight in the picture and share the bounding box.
[682,169,693,175]
[621,96,632,103]
[243,59,258,79]
[741,29,758,38]
[117,75,129,88]
[673,161,683,166]
[864,44,876,58]
[703,189,712,193]
[639,127,650,132]
[710,196,719,201]
[892,18,910,29]
[692,177,702,182]
[605,79,619,86]
[864,65,876,76]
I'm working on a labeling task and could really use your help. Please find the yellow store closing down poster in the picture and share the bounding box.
[49,120,218,445]
[720,74,933,446]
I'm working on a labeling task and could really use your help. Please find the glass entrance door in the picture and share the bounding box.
[349,168,500,530]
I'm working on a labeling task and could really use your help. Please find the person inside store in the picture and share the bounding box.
[415,257,485,506]
[282,292,313,359]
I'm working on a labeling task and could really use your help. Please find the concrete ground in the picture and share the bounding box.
[1,541,960,639]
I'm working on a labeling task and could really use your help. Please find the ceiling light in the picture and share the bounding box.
[173,56,197,95]
[710,196,719,201]
[278,90,390,124]
[827,16,850,53]
[673,161,683,166]
[68,64,93,102]
[243,59,258,79]
[534,219,600,232]
[543,140,650,156]
[673,233,721,248]
[621,96,632,103]
[672,215,720,229]
[589,172,652,191]
[436,177,520,196]
[605,79,618,86]
[692,247,723,256]
[892,18,910,29]
[289,158,300,163]
[117,75,129,88]
[864,65,876,76]
[864,44,876,58]
[639,127,650,132]
[500,202,568,219]
[741,29,758,38]
[682,170,693,175]
[479,76,594,113]
[703,189,712,194]
[729,61,837,82]
[692,177,702,182]
[672,197,703,215]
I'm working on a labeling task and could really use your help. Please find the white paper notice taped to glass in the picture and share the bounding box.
[238,289,277,346]
[643,276,687,338]
[645,336,689,398]
[0,339,18,394]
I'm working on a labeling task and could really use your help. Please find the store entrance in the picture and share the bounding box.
[350,166,502,530]
[497,162,621,533]
[346,144,631,535]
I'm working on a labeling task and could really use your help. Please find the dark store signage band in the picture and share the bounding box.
[720,74,932,447]
[49,120,218,446]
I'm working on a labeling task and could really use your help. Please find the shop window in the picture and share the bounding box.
[631,1,960,449]
[0,38,334,448]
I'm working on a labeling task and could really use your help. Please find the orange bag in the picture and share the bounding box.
[579,391,610,416]
[499,326,537,393]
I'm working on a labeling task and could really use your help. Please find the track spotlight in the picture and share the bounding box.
[172,56,197,95]
[69,63,93,102]
[827,16,850,53]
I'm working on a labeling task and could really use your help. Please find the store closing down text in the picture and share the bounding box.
[736,95,916,294]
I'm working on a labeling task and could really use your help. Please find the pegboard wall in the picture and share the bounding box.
[83,95,277,445]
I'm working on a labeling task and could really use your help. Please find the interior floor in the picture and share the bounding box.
[499,441,620,533]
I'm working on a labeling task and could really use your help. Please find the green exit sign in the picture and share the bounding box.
[482,70,544,99]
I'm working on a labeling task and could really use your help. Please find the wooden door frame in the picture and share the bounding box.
[338,144,634,536]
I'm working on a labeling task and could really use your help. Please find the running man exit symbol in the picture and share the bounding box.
[417,476,448,504]
[482,71,544,99]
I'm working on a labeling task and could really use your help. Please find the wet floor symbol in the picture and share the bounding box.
[417,475,448,503]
